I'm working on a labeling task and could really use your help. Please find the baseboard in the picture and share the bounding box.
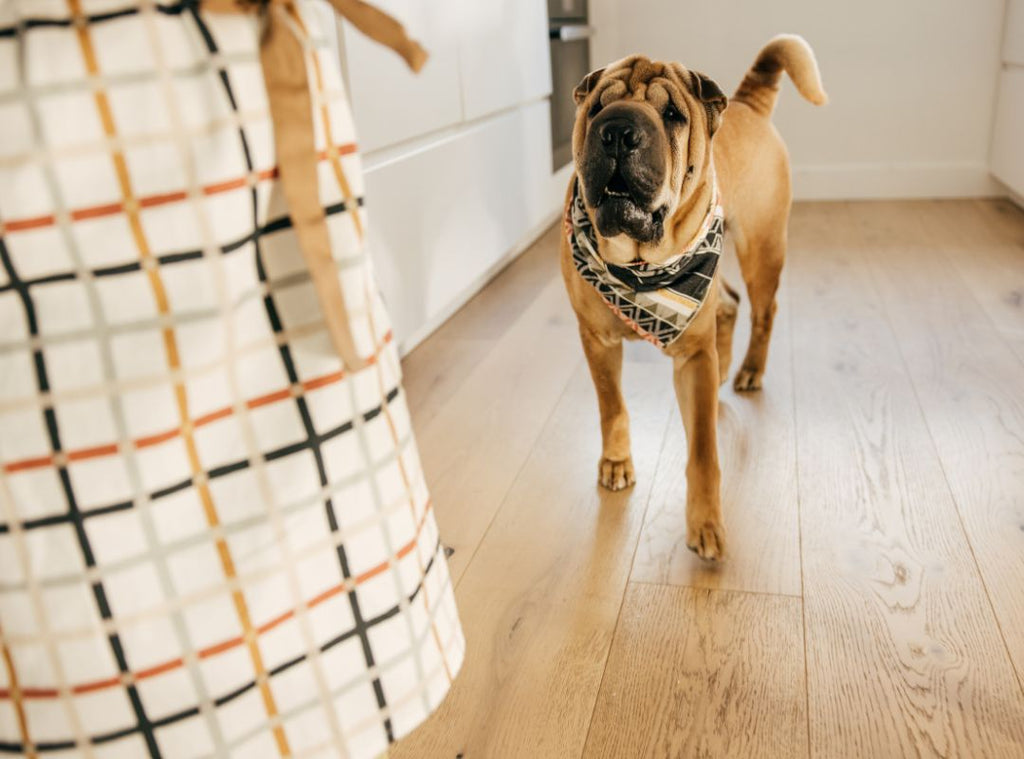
[395,207,563,357]
[792,161,1005,200]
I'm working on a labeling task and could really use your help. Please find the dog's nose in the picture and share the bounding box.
[599,119,642,156]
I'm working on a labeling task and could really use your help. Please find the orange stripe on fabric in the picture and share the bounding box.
[5,455,54,473]
[0,633,37,758]
[67,444,118,461]
[3,214,56,232]
[71,202,124,222]
[71,675,121,695]
[0,152,355,235]
[0,501,434,702]
[69,6,290,754]
[19,687,58,698]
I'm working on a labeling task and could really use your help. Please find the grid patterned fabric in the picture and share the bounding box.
[0,1,464,757]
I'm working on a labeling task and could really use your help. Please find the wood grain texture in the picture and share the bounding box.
[854,199,1024,689]
[410,277,583,582]
[402,335,492,427]
[940,200,1024,365]
[788,202,1024,758]
[392,357,673,758]
[584,583,807,759]
[631,249,802,596]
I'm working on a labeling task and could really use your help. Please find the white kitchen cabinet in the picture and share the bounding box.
[363,101,558,348]
[455,0,553,121]
[340,0,463,152]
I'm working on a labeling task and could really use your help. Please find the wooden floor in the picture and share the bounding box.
[393,200,1024,758]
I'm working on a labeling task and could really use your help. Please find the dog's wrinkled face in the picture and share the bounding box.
[572,57,727,258]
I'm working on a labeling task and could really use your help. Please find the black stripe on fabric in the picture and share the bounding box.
[0,739,75,752]
[1,389,401,535]
[0,199,362,296]
[0,217,162,758]
[0,540,443,754]
[186,4,396,744]
[93,262,144,278]
[219,197,364,256]
[0,1,192,38]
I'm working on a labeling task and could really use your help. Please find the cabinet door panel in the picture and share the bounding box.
[341,0,463,152]
[364,101,554,345]
[456,0,553,121]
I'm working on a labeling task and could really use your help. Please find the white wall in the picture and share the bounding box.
[589,0,1008,199]
[335,0,572,353]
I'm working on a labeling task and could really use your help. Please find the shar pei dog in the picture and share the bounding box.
[561,35,827,559]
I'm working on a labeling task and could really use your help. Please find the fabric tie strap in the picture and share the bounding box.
[205,0,427,372]
[568,179,724,349]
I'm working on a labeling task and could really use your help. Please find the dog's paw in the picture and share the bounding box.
[687,520,726,561]
[733,367,764,392]
[598,457,635,491]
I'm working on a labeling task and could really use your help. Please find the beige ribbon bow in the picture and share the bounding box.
[205,0,427,372]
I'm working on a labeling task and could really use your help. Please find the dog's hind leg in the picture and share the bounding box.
[733,229,785,392]
[579,327,634,491]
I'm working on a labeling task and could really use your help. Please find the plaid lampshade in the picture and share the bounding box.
[0,1,465,757]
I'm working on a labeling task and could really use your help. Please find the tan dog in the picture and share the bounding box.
[561,35,827,559]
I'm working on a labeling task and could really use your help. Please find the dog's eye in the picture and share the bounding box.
[663,103,687,124]
[588,100,603,118]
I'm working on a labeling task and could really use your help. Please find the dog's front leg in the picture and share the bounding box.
[672,340,725,560]
[580,327,634,491]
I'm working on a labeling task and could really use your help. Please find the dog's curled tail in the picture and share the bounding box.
[733,34,828,117]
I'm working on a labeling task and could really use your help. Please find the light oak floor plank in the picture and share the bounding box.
[584,583,807,759]
[930,199,1024,365]
[788,202,1024,758]
[855,199,1024,690]
[393,354,674,758]
[409,276,584,583]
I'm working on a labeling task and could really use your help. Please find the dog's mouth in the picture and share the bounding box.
[603,172,632,199]
[592,169,667,244]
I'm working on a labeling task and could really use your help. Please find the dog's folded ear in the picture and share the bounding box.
[690,71,728,136]
[573,67,606,105]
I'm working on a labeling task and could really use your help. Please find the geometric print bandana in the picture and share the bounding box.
[567,177,724,349]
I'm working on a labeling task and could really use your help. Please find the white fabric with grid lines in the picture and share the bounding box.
[0,2,464,757]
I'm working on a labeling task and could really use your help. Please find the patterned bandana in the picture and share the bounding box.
[567,178,724,349]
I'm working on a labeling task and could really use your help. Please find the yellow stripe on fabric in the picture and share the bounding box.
[286,3,364,241]
[0,634,36,759]
[69,4,291,754]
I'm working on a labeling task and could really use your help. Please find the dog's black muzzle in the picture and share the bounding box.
[579,102,668,243]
